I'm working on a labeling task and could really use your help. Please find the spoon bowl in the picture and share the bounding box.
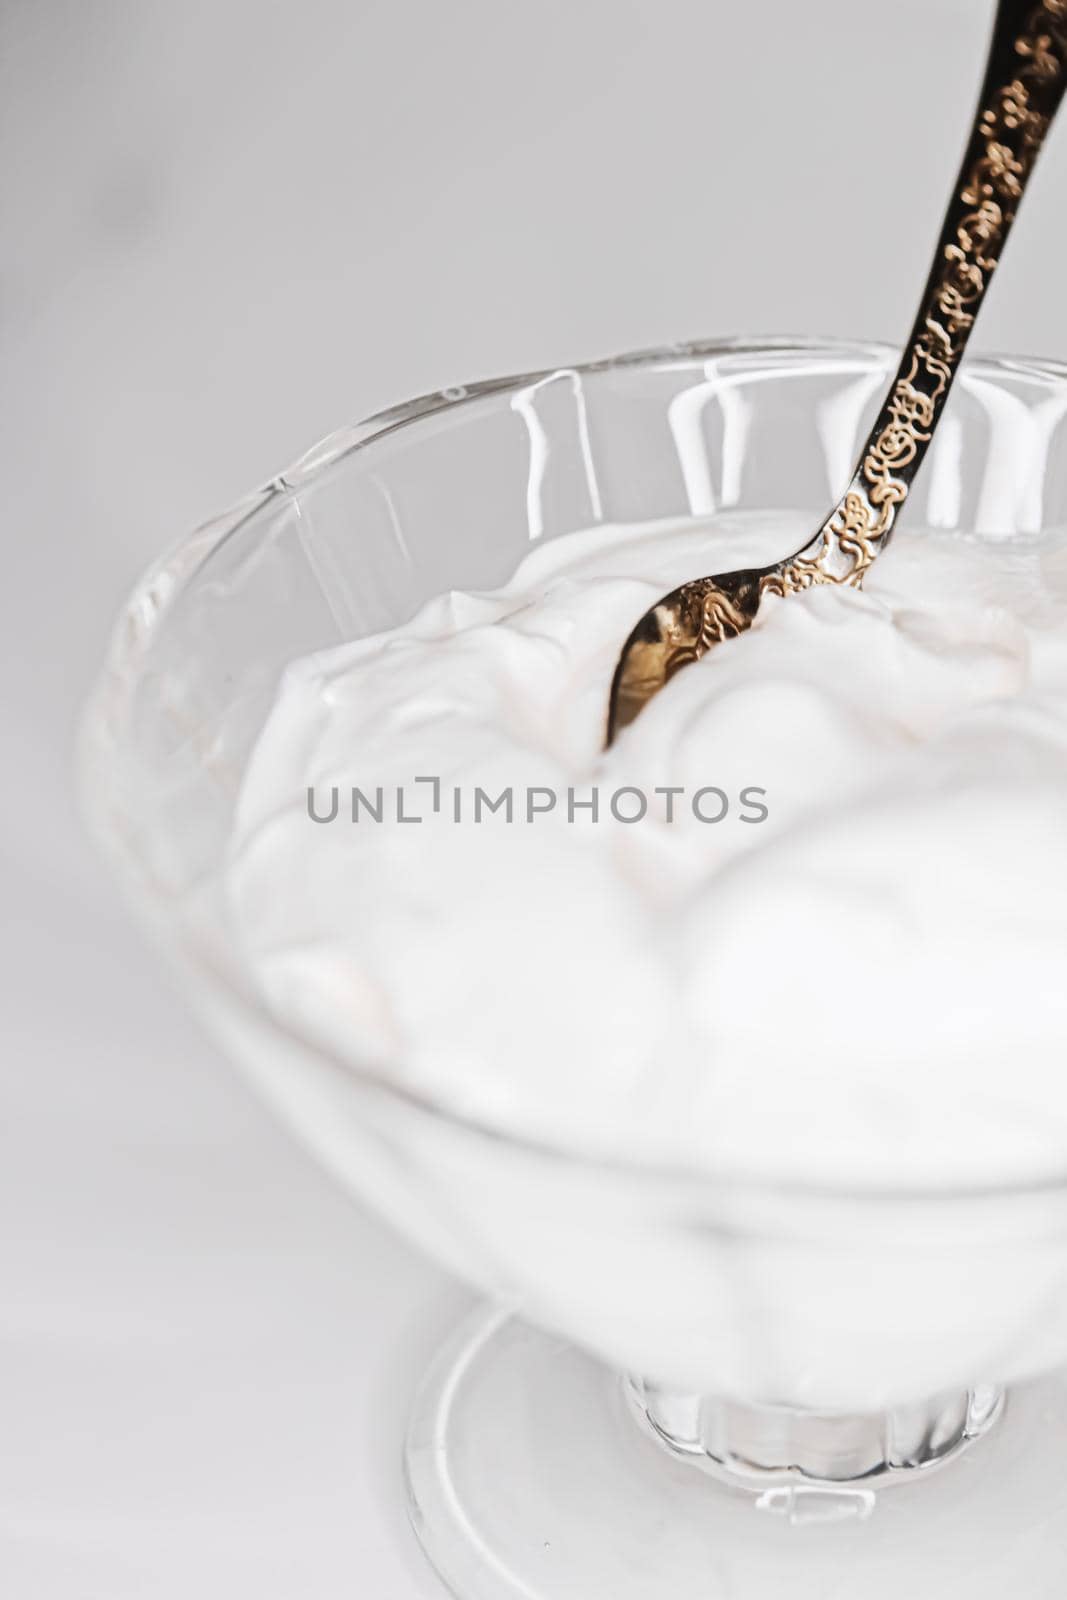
[608,567,763,739]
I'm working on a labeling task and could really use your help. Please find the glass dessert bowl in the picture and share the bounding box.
[82,340,1067,1598]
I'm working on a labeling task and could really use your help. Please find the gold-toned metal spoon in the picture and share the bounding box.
[607,0,1067,744]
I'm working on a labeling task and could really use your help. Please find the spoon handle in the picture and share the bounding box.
[606,0,1067,743]
[775,0,1067,595]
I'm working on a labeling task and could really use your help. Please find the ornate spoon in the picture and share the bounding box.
[607,0,1067,744]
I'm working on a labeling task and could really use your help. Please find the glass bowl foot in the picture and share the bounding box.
[627,1374,1002,1491]
[405,1306,1067,1599]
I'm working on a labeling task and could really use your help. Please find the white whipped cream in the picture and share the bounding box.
[224,510,1067,1188]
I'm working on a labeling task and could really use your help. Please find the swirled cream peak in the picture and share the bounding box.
[224,509,1067,1187]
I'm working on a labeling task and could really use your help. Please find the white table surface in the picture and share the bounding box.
[4,1,1067,1594]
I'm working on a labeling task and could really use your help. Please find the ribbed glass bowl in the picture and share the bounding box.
[82,339,1067,1598]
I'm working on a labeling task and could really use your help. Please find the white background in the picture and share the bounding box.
[4,1,1067,1594]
